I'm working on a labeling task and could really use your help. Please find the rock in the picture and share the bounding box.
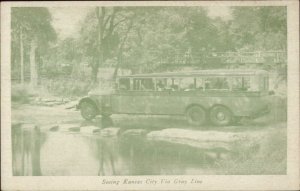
[147,128,242,142]
[44,102,55,107]
[30,98,41,105]
[68,127,81,132]
[52,101,64,106]
[64,101,78,109]
[28,97,37,103]
[42,98,58,102]
[49,126,60,132]
[205,150,230,160]
[121,129,149,137]
[62,98,71,103]
[58,124,80,132]
[30,97,68,106]
[34,97,42,102]
[146,128,252,151]
[80,126,100,134]
[205,151,218,159]
[42,124,59,131]
[98,127,120,137]
[37,102,55,107]
[21,123,37,130]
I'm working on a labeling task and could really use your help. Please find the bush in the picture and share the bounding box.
[11,85,31,103]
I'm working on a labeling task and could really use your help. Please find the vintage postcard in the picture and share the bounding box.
[1,1,299,190]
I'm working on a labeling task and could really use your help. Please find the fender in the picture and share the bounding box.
[77,96,101,112]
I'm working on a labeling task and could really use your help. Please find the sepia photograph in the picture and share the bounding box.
[1,1,299,190]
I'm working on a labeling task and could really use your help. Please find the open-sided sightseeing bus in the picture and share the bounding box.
[78,70,271,126]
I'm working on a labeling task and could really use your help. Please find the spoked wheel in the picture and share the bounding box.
[209,106,232,126]
[186,106,207,126]
[80,102,97,121]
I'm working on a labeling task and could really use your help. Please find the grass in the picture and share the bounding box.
[214,127,287,174]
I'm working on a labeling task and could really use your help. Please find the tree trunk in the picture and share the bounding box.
[112,18,134,80]
[112,53,121,79]
[91,58,99,84]
[30,39,38,87]
[92,7,105,84]
[20,28,24,85]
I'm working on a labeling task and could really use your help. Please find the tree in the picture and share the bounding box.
[230,6,287,51]
[77,6,287,80]
[11,7,56,87]
[118,7,222,71]
[79,7,137,83]
[112,17,134,79]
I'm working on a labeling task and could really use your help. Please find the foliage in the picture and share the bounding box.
[11,6,287,96]
[11,7,57,83]
[230,6,287,51]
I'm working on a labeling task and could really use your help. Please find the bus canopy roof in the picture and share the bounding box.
[117,69,268,78]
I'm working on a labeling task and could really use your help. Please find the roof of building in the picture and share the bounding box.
[117,69,268,78]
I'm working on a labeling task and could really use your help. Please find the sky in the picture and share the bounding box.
[49,7,91,39]
[49,6,232,40]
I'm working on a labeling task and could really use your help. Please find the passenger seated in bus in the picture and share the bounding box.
[218,79,229,90]
[140,79,155,91]
[119,79,130,90]
[239,86,248,91]
[170,84,178,91]
[184,84,196,91]
[120,84,129,90]
[197,86,204,90]
[141,83,154,91]
[141,83,147,90]
[157,81,165,91]
[205,81,210,89]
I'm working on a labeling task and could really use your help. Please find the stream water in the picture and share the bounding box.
[12,120,218,176]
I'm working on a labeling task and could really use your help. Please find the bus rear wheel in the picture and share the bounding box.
[80,102,97,121]
[186,106,207,126]
[210,106,232,126]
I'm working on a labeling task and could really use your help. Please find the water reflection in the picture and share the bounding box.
[95,116,119,176]
[12,117,216,176]
[12,124,45,176]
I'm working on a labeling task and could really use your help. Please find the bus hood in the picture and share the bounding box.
[88,88,115,96]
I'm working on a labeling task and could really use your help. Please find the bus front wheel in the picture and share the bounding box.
[80,102,97,121]
[186,106,207,126]
[209,106,232,126]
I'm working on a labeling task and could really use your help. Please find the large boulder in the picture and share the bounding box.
[147,128,265,152]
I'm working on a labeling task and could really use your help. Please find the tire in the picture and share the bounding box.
[209,105,232,126]
[80,101,97,120]
[186,106,207,126]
